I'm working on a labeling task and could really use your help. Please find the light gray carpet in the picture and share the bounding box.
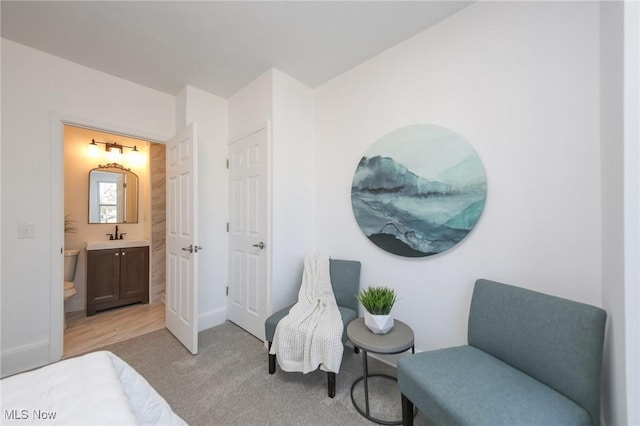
[100,321,432,426]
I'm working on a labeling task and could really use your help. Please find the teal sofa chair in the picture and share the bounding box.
[265,259,361,398]
[398,279,607,426]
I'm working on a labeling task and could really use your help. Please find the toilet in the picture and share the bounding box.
[64,250,79,327]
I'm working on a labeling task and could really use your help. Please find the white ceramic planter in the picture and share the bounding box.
[364,311,394,334]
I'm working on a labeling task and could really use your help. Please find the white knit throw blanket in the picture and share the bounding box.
[269,254,344,374]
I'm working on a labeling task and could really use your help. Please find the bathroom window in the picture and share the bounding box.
[98,182,119,223]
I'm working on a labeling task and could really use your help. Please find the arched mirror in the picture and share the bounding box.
[88,163,139,223]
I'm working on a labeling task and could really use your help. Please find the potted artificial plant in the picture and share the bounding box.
[357,286,397,334]
[64,214,77,234]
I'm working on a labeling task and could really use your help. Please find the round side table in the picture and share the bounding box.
[347,318,415,425]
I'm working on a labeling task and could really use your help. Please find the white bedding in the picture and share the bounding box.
[0,351,186,425]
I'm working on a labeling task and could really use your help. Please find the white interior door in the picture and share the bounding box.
[228,127,269,340]
[166,123,199,354]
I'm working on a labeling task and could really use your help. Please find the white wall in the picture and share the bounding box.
[314,1,602,353]
[271,70,315,310]
[175,85,229,331]
[1,39,175,376]
[600,2,628,425]
[228,70,273,141]
[622,3,640,424]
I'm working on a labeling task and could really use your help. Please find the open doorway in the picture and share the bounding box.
[62,124,166,357]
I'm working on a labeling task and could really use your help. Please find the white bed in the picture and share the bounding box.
[0,351,186,425]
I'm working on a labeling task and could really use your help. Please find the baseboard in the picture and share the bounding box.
[198,306,227,332]
[1,340,50,378]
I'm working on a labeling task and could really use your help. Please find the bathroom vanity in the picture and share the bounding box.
[86,240,149,316]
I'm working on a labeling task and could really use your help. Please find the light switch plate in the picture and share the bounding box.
[18,223,35,239]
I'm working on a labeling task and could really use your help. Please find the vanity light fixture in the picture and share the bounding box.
[106,144,122,162]
[107,142,123,154]
[88,139,144,164]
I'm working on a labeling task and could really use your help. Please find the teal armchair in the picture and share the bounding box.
[264,259,361,398]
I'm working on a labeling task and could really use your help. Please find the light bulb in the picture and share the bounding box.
[128,147,145,166]
[106,146,122,162]
[88,141,99,157]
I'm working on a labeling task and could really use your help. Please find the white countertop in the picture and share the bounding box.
[86,239,150,251]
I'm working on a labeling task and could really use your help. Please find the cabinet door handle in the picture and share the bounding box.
[115,252,119,256]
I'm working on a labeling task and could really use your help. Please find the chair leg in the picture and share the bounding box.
[327,372,336,398]
[268,342,276,374]
[401,394,414,426]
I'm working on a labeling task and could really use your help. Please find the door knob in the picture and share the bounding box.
[252,241,265,250]
[182,244,203,253]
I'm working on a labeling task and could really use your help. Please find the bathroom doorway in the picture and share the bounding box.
[62,124,167,356]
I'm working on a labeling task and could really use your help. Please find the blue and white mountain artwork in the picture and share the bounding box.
[351,155,486,257]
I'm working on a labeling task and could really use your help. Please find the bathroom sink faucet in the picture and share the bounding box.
[106,226,125,240]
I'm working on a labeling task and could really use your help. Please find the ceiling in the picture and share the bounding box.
[1,1,472,98]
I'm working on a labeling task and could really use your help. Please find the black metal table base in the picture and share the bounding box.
[350,346,417,425]
[350,373,403,425]
[347,321,416,425]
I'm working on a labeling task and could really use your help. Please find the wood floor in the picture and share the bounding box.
[63,302,165,359]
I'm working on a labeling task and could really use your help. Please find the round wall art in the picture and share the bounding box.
[351,124,487,258]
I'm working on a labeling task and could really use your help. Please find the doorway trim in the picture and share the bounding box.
[49,112,169,362]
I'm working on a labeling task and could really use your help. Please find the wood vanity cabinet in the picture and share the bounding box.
[86,246,149,316]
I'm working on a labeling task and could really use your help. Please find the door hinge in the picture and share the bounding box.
[226,158,229,169]
[226,286,229,296]
[226,222,229,232]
